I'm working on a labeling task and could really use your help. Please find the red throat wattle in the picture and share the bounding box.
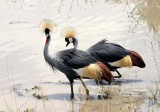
[45,37,49,44]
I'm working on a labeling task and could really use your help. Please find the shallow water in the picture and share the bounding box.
[0,0,160,111]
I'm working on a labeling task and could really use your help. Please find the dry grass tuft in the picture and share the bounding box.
[31,86,48,100]
[74,86,144,112]
[23,108,34,112]
[147,82,160,104]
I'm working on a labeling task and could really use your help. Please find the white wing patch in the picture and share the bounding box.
[73,67,86,77]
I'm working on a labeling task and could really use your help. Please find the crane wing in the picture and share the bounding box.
[87,39,129,62]
[57,48,96,69]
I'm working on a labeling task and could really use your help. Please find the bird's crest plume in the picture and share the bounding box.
[40,19,56,32]
[61,27,78,38]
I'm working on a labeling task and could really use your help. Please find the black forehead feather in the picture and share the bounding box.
[65,38,69,42]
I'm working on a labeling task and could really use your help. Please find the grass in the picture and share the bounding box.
[63,85,144,112]
[146,82,160,112]
[1,79,159,112]
[129,2,160,110]
[147,82,160,105]
[100,86,144,112]
[32,86,48,100]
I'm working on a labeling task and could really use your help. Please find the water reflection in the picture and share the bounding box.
[68,86,144,112]
[131,0,160,33]
[129,0,160,78]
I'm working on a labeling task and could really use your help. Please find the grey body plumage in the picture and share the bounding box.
[65,37,145,78]
[43,27,113,99]
[87,39,129,62]
[87,39,130,71]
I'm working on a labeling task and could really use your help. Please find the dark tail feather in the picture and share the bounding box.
[96,62,114,84]
[128,50,146,68]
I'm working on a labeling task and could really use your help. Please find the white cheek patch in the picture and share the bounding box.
[69,38,73,43]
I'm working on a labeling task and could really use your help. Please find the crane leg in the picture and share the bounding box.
[79,77,89,96]
[114,69,122,78]
[70,80,74,99]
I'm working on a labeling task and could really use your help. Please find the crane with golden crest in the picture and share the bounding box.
[62,27,146,79]
[40,19,114,99]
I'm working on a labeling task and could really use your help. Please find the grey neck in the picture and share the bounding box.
[44,36,52,63]
[74,38,78,49]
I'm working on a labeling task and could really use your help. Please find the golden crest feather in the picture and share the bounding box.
[40,19,56,32]
[61,27,78,38]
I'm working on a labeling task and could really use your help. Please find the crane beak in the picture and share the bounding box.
[66,42,70,47]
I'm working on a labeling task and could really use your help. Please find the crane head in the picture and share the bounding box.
[61,27,78,47]
[65,37,78,47]
[65,37,73,47]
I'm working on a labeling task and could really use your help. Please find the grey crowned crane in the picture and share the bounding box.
[40,20,114,99]
[62,27,146,78]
